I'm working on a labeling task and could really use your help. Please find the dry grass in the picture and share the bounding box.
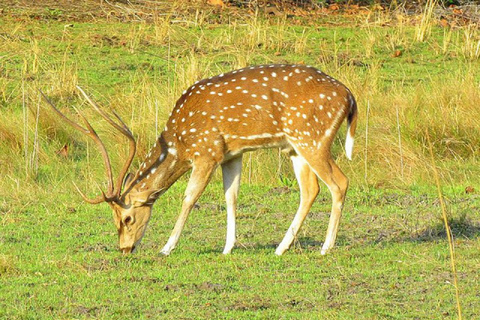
[0,4,479,199]
[415,0,438,42]
[0,6,478,319]
[0,254,18,276]
[426,129,463,319]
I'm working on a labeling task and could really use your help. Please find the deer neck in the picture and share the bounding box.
[125,132,189,202]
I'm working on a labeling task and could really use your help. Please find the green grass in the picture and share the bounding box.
[1,184,479,319]
[1,5,480,319]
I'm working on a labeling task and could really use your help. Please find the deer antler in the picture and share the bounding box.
[76,86,136,199]
[40,88,136,203]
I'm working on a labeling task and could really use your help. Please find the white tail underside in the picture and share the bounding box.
[345,129,354,161]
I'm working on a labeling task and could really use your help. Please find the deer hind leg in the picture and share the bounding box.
[221,156,243,254]
[275,154,319,256]
[309,157,349,255]
[160,160,217,255]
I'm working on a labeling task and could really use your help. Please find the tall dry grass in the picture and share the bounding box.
[426,129,463,319]
[415,0,438,43]
[0,9,473,318]
[355,71,480,187]
[1,7,479,200]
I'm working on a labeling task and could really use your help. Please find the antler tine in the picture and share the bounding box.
[76,86,126,133]
[39,90,89,135]
[112,110,134,136]
[111,110,137,195]
[76,86,137,198]
[39,89,115,203]
[73,182,105,204]
[75,109,115,196]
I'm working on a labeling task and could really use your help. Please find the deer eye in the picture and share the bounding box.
[123,216,133,225]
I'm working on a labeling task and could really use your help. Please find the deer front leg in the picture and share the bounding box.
[160,160,217,255]
[221,156,243,254]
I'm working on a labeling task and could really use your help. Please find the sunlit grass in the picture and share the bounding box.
[1,183,479,319]
[0,6,479,318]
[1,13,479,193]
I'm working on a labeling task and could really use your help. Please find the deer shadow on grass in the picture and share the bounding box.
[281,218,480,253]
[403,217,480,243]
[197,237,336,255]
[368,215,480,247]
[246,217,479,253]
[196,218,480,255]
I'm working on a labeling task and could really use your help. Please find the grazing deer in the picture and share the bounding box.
[42,64,357,255]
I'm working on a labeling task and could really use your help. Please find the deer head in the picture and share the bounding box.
[41,87,159,254]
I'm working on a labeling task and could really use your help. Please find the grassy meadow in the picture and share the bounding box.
[1,2,480,319]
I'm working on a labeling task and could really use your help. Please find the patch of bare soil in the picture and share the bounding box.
[0,0,224,22]
[1,0,479,27]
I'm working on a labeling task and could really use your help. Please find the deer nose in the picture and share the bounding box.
[121,245,135,254]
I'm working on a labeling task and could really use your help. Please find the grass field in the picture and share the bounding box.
[1,1,479,319]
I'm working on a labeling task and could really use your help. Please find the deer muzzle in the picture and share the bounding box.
[121,245,136,255]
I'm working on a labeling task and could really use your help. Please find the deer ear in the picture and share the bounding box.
[123,173,134,189]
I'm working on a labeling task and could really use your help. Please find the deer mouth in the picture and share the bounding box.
[121,245,136,255]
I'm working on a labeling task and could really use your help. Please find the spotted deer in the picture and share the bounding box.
[42,64,357,255]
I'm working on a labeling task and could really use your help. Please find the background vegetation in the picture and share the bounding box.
[0,0,479,319]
